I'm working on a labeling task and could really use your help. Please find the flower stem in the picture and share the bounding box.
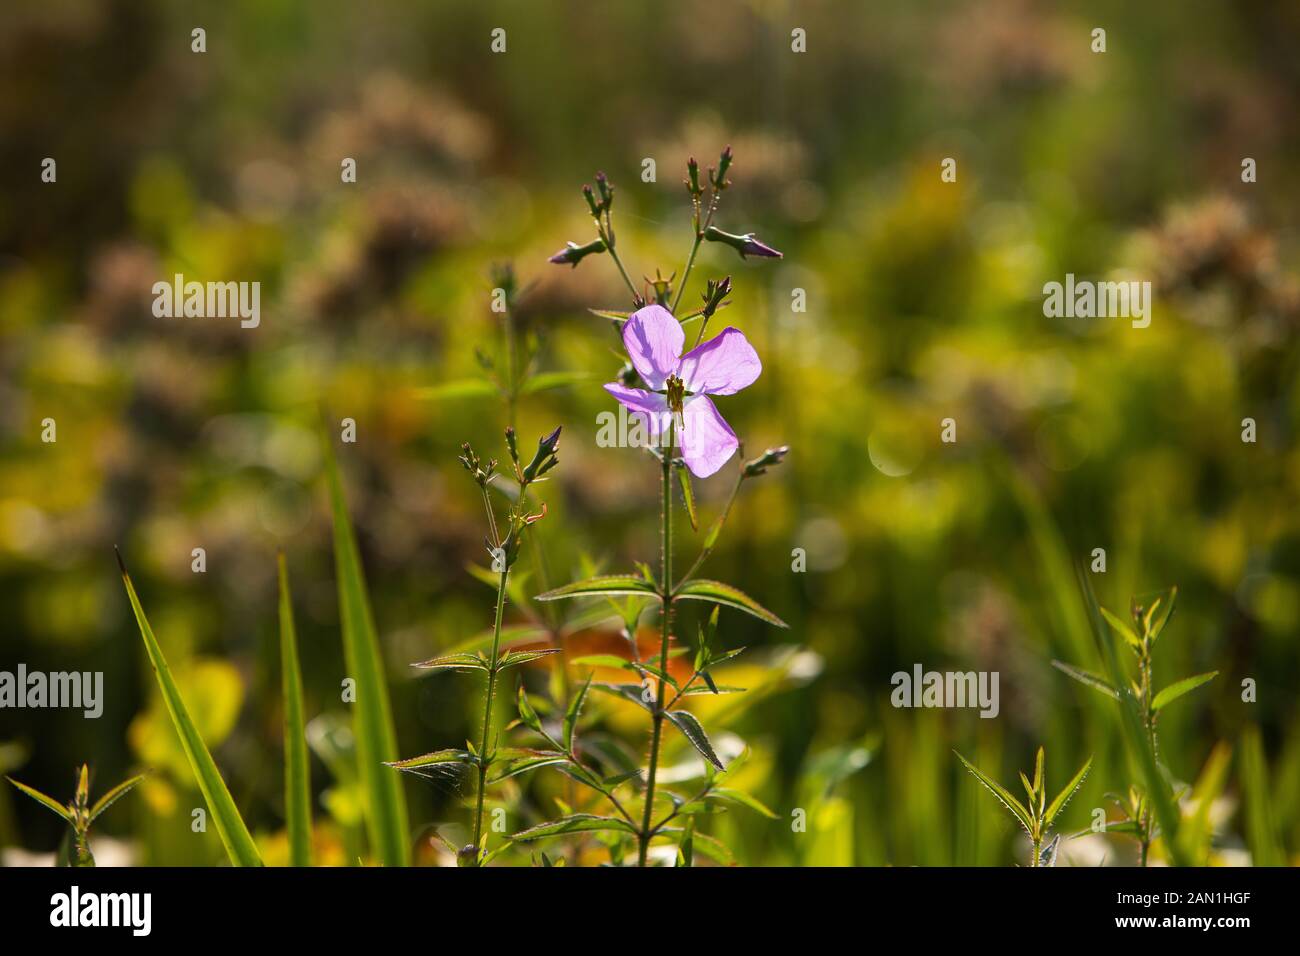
[471,566,510,854]
[638,423,675,866]
[671,193,719,318]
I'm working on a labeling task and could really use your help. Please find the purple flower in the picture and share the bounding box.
[604,304,761,478]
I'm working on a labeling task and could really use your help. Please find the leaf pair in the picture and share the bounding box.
[536,575,787,628]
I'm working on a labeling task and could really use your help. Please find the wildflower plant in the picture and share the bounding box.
[1056,584,1218,865]
[7,764,145,867]
[955,746,1092,867]
[386,426,562,866]
[514,147,791,865]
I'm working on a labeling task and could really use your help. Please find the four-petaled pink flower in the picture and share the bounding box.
[604,304,761,478]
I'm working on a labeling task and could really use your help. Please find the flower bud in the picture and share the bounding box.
[685,156,702,198]
[701,275,732,318]
[522,426,562,483]
[504,426,519,467]
[582,183,601,217]
[743,445,789,477]
[703,226,782,259]
[594,171,613,210]
[710,145,734,191]
[548,237,607,268]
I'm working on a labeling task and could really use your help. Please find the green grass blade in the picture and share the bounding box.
[278,554,313,867]
[1240,725,1282,866]
[320,423,411,867]
[117,554,263,866]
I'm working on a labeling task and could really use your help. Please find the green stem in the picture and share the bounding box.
[472,567,510,854]
[671,193,719,318]
[638,423,675,866]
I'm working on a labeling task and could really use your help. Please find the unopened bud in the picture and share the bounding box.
[743,445,790,477]
[704,226,782,259]
[548,237,607,268]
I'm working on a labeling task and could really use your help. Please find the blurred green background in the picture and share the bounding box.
[1,0,1297,866]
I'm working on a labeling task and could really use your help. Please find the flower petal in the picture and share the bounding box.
[677,327,761,396]
[679,395,739,478]
[621,304,684,391]
[604,383,671,442]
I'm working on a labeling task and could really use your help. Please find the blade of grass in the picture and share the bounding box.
[278,553,313,867]
[117,552,263,866]
[320,420,411,867]
[1240,725,1282,866]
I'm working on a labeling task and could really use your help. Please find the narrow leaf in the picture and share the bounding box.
[1044,755,1093,827]
[709,787,778,819]
[1051,660,1120,699]
[673,579,787,627]
[1151,671,1218,711]
[511,813,637,841]
[664,710,725,770]
[320,423,411,866]
[537,575,661,601]
[564,676,593,753]
[7,777,73,823]
[278,554,313,866]
[88,773,147,825]
[954,750,1035,835]
[675,460,699,531]
[118,556,263,866]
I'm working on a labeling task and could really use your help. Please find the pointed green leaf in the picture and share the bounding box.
[1100,606,1143,651]
[570,654,637,670]
[511,813,637,842]
[1051,660,1120,699]
[88,773,147,825]
[592,682,654,713]
[1045,755,1093,827]
[516,685,543,734]
[118,558,262,866]
[278,555,312,866]
[537,575,661,601]
[1151,671,1218,711]
[6,777,74,823]
[488,750,568,784]
[664,710,725,770]
[412,652,491,672]
[498,648,562,671]
[675,460,699,532]
[564,675,592,753]
[954,751,1035,835]
[673,579,787,627]
[686,831,736,866]
[385,749,475,776]
[709,787,778,819]
[320,424,411,867]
